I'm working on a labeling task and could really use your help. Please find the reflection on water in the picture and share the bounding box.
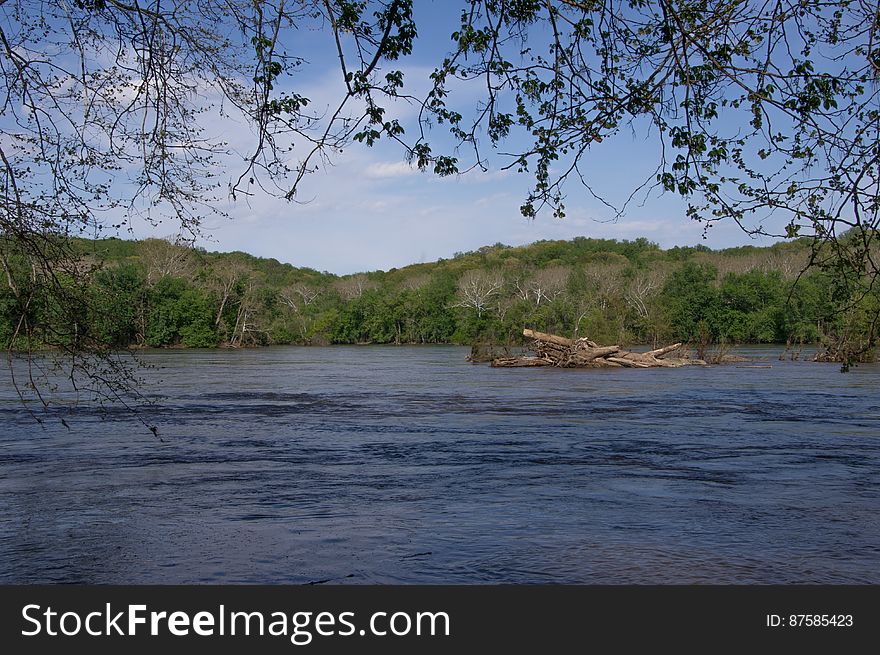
[0,346,878,583]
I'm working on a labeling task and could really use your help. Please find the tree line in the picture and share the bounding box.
[1,234,876,362]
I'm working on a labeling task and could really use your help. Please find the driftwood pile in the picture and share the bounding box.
[492,329,706,368]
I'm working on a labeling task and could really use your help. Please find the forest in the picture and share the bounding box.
[1,234,877,362]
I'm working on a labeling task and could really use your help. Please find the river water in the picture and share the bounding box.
[1,346,878,583]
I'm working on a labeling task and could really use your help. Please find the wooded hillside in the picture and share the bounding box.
[1,234,876,362]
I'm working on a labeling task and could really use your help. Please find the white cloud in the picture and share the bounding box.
[364,161,419,179]
[111,66,789,274]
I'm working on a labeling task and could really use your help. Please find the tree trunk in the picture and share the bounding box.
[522,329,573,347]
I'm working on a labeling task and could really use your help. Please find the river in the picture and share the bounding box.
[1,346,878,583]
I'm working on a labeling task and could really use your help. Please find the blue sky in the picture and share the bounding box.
[133,1,784,274]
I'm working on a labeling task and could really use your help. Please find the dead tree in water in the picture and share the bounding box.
[491,329,706,368]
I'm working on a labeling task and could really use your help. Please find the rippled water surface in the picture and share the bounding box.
[1,346,878,583]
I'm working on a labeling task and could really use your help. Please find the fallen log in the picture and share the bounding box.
[491,356,552,367]
[488,329,707,369]
[646,342,683,358]
[615,344,684,367]
[523,329,573,348]
[570,345,620,364]
[606,356,652,368]
[659,357,706,367]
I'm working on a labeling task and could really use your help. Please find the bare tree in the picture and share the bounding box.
[511,273,532,303]
[526,266,570,306]
[495,295,516,323]
[333,274,377,301]
[453,269,503,318]
[401,273,431,292]
[626,266,670,319]
[140,237,194,286]
[279,282,322,313]
[583,261,626,311]
[762,249,811,280]
[228,275,265,347]
[209,261,250,328]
